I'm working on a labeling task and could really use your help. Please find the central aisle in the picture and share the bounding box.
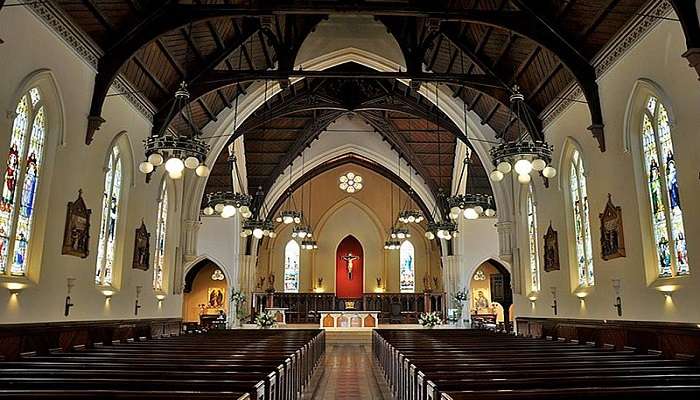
[302,343,392,399]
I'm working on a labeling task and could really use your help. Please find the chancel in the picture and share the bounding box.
[3,1,700,399]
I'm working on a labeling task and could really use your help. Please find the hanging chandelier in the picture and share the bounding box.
[240,187,276,239]
[489,87,556,184]
[277,210,302,225]
[447,194,496,220]
[292,225,312,239]
[301,239,318,250]
[202,191,252,218]
[384,239,401,250]
[390,227,411,240]
[139,82,210,179]
[398,210,423,224]
[240,218,276,239]
[425,220,459,241]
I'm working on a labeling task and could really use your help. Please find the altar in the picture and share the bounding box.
[319,311,379,329]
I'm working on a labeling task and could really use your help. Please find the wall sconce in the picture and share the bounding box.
[134,286,143,316]
[550,286,558,316]
[64,277,76,317]
[102,289,115,299]
[6,282,26,296]
[527,292,537,303]
[612,279,622,317]
[656,285,678,299]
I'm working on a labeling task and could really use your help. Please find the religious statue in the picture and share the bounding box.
[256,276,265,290]
[423,274,433,293]
[376,275,382,288]
[266,273,276,293]
[342,252,359,280]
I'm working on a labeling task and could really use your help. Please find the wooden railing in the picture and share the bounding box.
[252,292,445,324]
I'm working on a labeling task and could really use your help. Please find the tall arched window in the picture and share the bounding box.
[642,96,689,277]
[95,146,122,286]
[526,184,540,292]
[153,180,168,291]
[284,240,300,293]
[0,88,47,276]
[569,149,594,287]
[400,240,415,293]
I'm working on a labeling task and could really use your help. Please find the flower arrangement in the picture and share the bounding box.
[452,289,469,304]
[231,290,247,306]
[255,311,277,329]
[418,311,442,328]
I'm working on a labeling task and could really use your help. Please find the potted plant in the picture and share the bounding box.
[230,290,247,327]
[255,311,277,329]
[418,311,442,328]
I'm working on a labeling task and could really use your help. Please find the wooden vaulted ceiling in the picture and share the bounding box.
[53,0,650,203]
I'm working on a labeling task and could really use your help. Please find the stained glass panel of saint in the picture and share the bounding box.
[284,240,300,293]
[642,96,689,277]
[1,88,46,276]
[400,240,415,293]
[527,185,540,292]
[570,150,594,287]
[153,181,168,291]
[95,147,122,286]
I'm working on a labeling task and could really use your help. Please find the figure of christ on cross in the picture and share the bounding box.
[342,252,359,280]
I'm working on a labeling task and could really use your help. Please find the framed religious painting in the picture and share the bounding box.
[600,193,626,260]
[132,220,150,270]
[207,287,225,309]
[62,190,91,258]
[543,223,560,272]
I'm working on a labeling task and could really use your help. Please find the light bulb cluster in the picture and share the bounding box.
[398,210,424,224]
[446,194,496,220]
[301,239,318,250]
[291,225,312,239]
[202,192,253,219]
[489,141,556,184]
[384,239,401,250]
[138,83,210,180]
[339,172,363,193]
[139,136,211,180]
[240,219,276,239]
[276,210,302,225]
[390,227,411,240]
[425,221,459,241]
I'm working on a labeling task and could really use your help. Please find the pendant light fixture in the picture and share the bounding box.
[446,156,496,220]
[139,23,209,179]
[425,84,458,241]
[396,155,424,224]
[489,86,556,184]
[240,186,276,239]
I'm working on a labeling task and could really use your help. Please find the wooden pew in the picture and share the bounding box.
[373,329,700,400]
[0,329,324,400]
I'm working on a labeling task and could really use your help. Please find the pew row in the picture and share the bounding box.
[373,329,700,400]
[0,329,325,400]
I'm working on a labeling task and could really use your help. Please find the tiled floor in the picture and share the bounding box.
[302,343,392,399]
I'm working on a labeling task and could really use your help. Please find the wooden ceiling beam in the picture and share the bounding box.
[259,110,345,194]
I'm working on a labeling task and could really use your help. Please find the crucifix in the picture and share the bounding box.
[342,253,359,280]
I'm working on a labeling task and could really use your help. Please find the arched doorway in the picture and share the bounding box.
[469,259,513,331]
[183,258,228,329]
[336,235,364,299]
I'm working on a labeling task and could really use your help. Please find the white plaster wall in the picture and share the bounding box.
[454,218,501,291]
[0,7,182,323]
[514,17,700,323]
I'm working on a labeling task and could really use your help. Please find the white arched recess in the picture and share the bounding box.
[181,39,516,294]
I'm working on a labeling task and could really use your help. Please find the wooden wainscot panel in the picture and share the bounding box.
[517,317,700,357]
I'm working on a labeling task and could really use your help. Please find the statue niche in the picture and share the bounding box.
[336,235,364,299]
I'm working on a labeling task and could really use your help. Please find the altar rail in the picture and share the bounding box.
[252,292,445,324]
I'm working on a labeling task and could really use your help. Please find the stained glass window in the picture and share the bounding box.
[570,150,594,287]
[400,240,415,293]
[0,88,46,276]
[95,147,122,286]
[527,184,540,292]
[153,180,168,291]
[284,240,300,293]
[642,96,689,277]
